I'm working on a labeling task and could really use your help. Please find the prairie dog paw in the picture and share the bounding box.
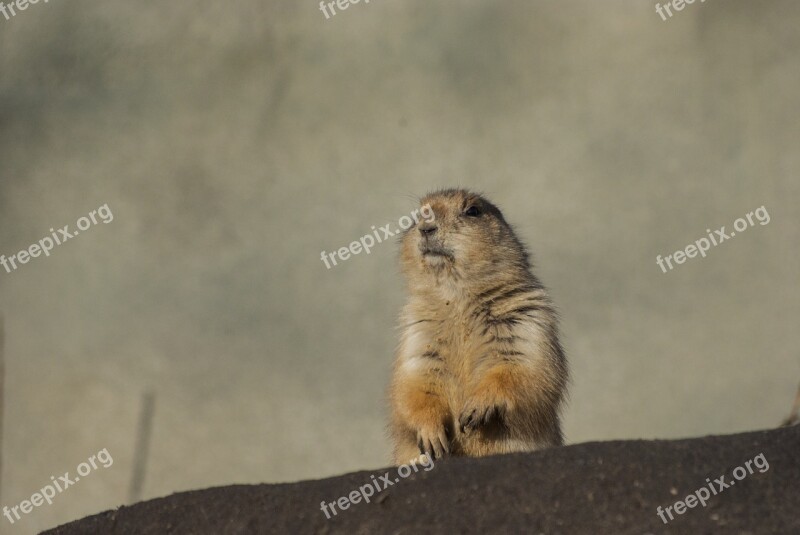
[416,426,450,459]
[459,399,508,434]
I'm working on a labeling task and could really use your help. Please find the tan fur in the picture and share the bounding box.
[388,189,569,464]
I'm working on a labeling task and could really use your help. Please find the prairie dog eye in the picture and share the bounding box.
[464,206,481,217]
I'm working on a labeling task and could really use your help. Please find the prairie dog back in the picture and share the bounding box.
[388,189,568,463]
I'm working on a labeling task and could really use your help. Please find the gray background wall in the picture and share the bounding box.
[1,0,798,532]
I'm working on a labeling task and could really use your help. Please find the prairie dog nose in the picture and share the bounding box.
[419,221,438,236]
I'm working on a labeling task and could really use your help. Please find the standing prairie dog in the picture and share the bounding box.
[389,189,568,464]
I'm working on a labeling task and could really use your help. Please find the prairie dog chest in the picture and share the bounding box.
[404,303,486,379]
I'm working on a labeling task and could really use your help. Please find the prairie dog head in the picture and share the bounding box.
[400,189,529,291]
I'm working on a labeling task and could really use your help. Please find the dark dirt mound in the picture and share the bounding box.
[45,426,799,534]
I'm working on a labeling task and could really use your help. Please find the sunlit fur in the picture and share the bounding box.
[388,189,568,464]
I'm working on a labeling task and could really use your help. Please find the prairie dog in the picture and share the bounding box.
[388,189,568,464]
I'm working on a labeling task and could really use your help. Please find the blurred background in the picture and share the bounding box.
[0,0,798,532]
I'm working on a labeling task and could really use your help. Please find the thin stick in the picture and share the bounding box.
[0,315,5,505]
[128,390,156,504]
[781,383,800,427]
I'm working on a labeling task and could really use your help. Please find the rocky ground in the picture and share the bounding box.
[45,425,799,534]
